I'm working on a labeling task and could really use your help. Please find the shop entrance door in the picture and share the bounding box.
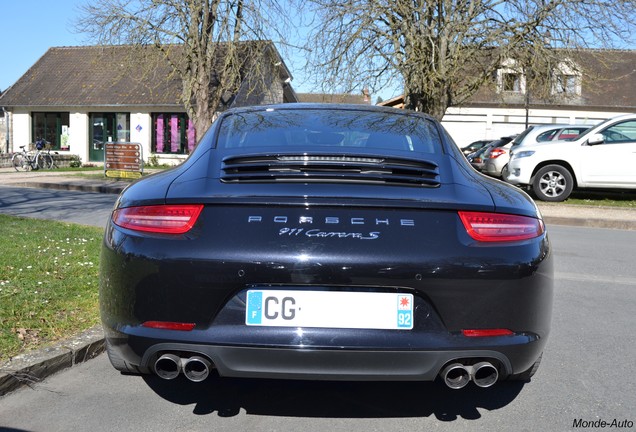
[89,113,130,162]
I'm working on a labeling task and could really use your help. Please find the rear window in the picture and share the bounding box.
[217,108,442,154]
[536,129,560,142]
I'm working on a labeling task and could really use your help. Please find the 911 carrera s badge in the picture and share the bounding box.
[279,227,380,240]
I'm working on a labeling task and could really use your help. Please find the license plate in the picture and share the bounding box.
[246,290,413,330]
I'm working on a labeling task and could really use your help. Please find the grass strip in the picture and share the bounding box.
[565,190,636,208]
[0,215,103,362]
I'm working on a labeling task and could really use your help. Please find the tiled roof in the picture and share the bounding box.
[468,49,636,110]
[0,42,293,108]
[0,46,183,107]
[297,92,370,104]
[377,49,636,111]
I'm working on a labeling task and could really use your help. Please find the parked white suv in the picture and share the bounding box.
[484,124,589,178]
[505,114,636,201]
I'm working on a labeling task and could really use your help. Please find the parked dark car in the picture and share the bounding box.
[461,139,492,155]
[100,104,553,389]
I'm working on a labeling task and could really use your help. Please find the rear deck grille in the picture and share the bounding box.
[221,154,440,187]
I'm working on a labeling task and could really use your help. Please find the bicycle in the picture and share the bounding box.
[36,146,58,170]
[11,140,57,171]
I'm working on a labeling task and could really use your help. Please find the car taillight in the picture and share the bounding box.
[113,204,203,234]
[458,211,544,242]
[489,148,507,158]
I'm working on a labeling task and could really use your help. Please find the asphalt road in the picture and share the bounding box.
[0,186,116,228]
[0,188,635,431]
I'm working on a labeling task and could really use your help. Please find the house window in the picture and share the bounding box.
[502,72,522,92]
[497,59,525,94]
[554,74,579,96]
[552,60,581,96]
[32,112,70,150]
[152,113,196,154]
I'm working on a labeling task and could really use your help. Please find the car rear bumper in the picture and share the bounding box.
[105,328,547,380]
[505,160,533,185]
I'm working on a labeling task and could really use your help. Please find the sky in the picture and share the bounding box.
[0,0,398,100]
[0,1,87,91]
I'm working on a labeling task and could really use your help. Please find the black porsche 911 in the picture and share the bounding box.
[100,104,553,389]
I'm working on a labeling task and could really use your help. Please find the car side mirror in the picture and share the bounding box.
[587,133,605,146]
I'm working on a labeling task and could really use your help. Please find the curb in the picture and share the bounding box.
[0,326,105,397]
[542,216,636,231]
[8,181,127,195]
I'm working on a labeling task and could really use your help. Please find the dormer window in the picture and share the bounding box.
[497,59,526,94]
[503,72,522,92]
[552,61,581,96]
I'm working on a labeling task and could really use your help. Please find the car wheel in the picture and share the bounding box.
[532,165,574,202]
[500,164,509,179]
[508,352,543,381]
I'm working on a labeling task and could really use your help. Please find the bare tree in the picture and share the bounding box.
[304,0,636,119]
[76,0,295,137]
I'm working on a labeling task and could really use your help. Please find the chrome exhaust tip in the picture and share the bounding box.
[182,356,212,382]
[472,361,499,388]
[441,363,471,389]
[154,353,182,380]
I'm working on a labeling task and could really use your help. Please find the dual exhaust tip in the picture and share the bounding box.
[154,353,212,382]
[441,361,499,389]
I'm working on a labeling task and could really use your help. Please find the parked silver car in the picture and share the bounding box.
[467,137,512,172]
[484,124,590,178]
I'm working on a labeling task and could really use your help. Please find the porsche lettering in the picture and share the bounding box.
[248,215,415,226]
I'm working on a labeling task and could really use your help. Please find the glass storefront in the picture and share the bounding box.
[32,112,70,150]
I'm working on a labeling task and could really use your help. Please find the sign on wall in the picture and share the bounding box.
[104,142,143,179]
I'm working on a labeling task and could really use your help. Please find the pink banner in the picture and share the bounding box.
[187,119,196,152]
[170,115,179,153]
[156,115,164,153]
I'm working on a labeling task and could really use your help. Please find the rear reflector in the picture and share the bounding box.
[113,205,203,234]
[462,329,514,337]
[142,321,196,331]
[459,211,544,242]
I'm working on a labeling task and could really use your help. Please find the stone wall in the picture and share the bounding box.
[0,153,80,169]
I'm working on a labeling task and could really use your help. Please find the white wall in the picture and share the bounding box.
[442,106,627,147]
[10,111,31,150]
[69,111,88,163]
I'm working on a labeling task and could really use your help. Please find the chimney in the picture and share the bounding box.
[362,86,370,103]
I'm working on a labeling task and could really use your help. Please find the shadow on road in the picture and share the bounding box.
[0,187,116,227]
[143,373,525,420]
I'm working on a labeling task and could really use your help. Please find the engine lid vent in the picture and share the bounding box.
[221,154,440,187]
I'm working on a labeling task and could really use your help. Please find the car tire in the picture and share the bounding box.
[508,352,543,382]
[532,165,574,202]
[500,164,509,179]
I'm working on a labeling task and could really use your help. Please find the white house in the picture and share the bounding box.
[380,49,636,147]
[0,43,297,165]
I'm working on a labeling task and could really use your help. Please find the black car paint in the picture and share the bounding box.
[100,104,552,382]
